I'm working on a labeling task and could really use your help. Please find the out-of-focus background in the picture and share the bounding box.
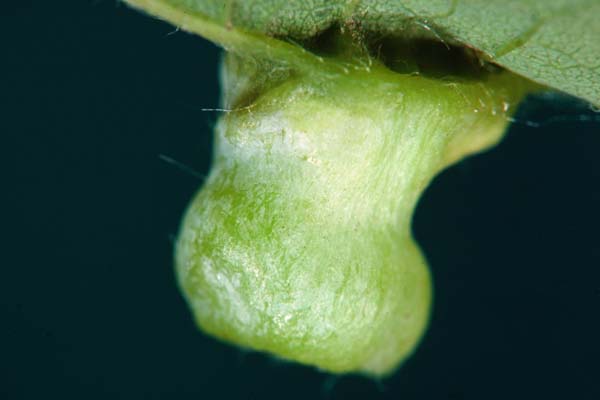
[3,1,600,399]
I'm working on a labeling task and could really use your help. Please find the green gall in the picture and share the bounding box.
[175,53,530,375]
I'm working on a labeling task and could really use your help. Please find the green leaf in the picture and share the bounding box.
[125,0,600,105]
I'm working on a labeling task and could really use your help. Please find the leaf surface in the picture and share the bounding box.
[125,0,600,105]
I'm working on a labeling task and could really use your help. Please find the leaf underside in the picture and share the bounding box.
[126,0,600,106]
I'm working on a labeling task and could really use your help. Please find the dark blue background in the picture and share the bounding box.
[3,1,599,399]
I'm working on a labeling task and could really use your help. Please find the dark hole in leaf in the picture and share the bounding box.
[298,24,500,81]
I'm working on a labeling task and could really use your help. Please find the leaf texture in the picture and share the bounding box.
[125,0,600,105]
